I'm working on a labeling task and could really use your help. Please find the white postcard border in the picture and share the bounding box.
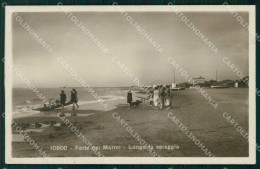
[4,5,256,164]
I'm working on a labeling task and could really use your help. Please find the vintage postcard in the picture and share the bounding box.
[4,5,256,164]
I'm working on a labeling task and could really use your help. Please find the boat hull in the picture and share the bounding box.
[33,102,73,111]
[211,86,229,88]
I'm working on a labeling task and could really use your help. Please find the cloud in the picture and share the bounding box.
[12,12,249,87]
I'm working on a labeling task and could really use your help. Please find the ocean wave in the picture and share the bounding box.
[12,95,126,116]
[75,95,125,106]
[101,95,125,99]
[13,105,41,118]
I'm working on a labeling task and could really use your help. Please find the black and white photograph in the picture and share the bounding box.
[4,5,256,164]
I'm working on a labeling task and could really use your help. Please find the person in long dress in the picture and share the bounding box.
[71,89,79,110]
[169,88,173,108]
[147,89,154,106]
[159,87,166,109]
[60,90,66,110]
[165,86,171,110]
[127,89,133,108]
[153,87,159,107]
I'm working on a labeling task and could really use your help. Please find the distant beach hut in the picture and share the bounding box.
[234,82,238,88]
[172,83,176,88]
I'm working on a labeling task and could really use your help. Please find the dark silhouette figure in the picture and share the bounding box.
[60,90,66,110]
[127,90,133,108]
[71,89,79,110]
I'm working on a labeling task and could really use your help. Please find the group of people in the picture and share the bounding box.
[60,88,79,110]
[127,85,173,110]
[148,85,173,110]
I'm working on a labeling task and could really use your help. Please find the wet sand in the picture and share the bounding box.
[12,88,249,157]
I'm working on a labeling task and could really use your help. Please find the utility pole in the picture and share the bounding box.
[173,69,176,83]
[216,70,218,82]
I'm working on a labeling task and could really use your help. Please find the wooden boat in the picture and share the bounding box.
[210,85,229,88]
[171,87,185,91]
[33,102,72,111]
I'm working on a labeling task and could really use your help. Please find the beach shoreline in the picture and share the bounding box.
[11,88,249,157]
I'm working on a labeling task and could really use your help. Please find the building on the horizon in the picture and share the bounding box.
[191,76,206,84]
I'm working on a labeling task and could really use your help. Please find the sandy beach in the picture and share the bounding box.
[12,88,248,157]
[6,6,254,165]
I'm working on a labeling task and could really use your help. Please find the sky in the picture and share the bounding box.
[12,11,249,88]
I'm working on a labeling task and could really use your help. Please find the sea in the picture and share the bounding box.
[12,87,131,118]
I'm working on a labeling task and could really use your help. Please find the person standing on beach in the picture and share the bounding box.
[72,89,79,109]
[159,87,166,109]
[60,90,66,110]
[153,87,159,107]
[148,89,154,106]
[71,89,79,110]
[165,86,171,110]
[169,89,173,108]
[127,89,133,108]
